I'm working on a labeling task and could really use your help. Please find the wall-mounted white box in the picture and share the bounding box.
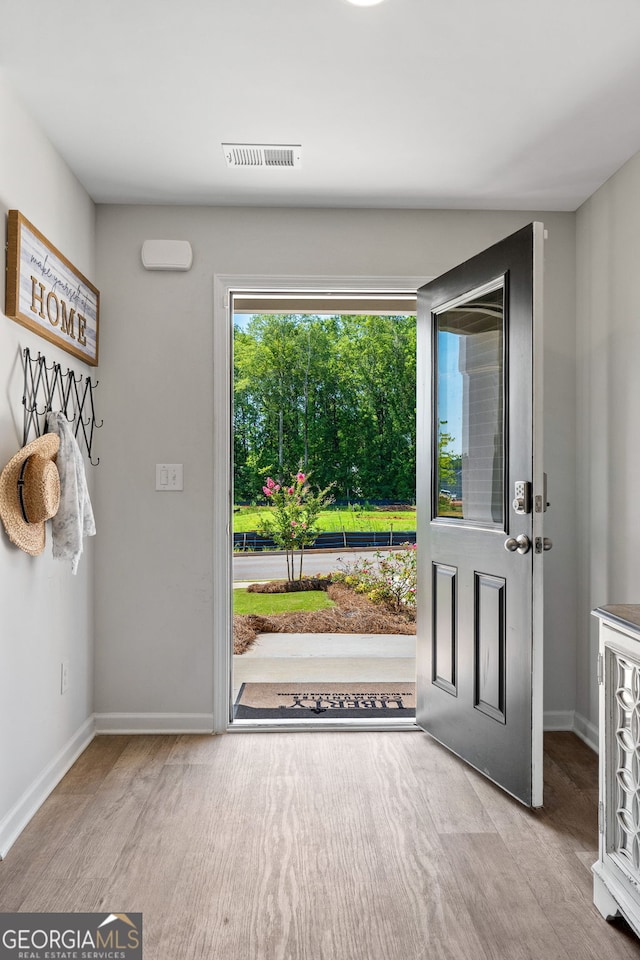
[141,239,193,271]
[155,464,184,491]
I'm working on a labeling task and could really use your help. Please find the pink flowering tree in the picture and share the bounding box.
[257,471,334,580]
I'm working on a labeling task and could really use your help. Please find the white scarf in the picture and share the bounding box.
[46,412,96,574]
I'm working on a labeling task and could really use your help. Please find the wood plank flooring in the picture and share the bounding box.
[1,731,639,960]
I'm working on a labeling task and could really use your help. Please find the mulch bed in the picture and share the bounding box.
[247,578,329,593]
[234,580,416,655]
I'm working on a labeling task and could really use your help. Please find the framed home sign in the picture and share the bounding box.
[5,210,99,366]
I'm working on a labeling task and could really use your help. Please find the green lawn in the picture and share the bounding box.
[233,506,416,534]
[233,587,336,616]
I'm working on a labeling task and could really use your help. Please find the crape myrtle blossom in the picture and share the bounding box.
[257,470,334,581]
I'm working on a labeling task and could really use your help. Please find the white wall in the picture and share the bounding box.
[576,151,640,733]
[94,205,577,728]
[0,75,96,855]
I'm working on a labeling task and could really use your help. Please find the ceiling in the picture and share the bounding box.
[2,0,640,211]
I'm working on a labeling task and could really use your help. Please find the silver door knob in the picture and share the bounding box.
[504,534,531,555]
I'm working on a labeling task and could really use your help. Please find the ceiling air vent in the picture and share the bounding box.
[222,143,302,169]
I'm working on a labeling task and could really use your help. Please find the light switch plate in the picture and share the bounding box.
[156,463,183,490]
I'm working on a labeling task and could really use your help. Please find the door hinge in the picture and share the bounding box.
[597,653,604,685]
[598,800,605,834]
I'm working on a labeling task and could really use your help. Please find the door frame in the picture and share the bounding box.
[531,225,545,801]
[212,273,428,733]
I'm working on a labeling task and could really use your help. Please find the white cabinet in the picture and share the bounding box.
[593,605,640,939]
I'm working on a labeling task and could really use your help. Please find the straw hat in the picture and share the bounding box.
[0,434,61,556]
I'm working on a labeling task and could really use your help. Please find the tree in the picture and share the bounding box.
[438,422,459,489]
[233,313,417,503]
[257,471,334,580]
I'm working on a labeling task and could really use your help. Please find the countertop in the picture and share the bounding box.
[593,604,640,632]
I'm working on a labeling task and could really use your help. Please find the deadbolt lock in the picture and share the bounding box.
[512,480,532,515]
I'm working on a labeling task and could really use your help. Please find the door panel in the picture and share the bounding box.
[474,572,506,723]
[432,562,457,694]
[416,223,544,807]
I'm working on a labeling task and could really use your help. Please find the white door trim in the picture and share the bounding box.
[211,273,428,734]
[531,223,545,805]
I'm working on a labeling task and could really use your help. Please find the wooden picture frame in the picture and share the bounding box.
[5,210,99,366]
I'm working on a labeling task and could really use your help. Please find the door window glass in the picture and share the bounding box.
[434,282,505,526]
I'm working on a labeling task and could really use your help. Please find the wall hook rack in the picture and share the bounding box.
[21,347,102,465]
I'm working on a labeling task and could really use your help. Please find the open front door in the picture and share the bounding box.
[416,223,545,807]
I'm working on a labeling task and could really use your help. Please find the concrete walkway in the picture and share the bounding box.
[233,632,416,699]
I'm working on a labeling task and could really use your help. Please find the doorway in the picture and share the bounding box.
[214,224,545,808]
[212,276,426,731]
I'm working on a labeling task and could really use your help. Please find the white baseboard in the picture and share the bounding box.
[0,715,95,860]
[94,712,214,734]
[543,709,598,753]
[572,711,599,753]
[95,711,597,743]
[544,710,575,732]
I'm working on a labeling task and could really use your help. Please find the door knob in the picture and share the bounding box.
[504,534,531,555]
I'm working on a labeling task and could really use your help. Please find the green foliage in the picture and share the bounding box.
[233,505,416,534]
[437,420,462,514]
[438,421,460,488]
[233,587,336,616]
[233,313,416,502]
[333,545,417,612]
[256,471,334,580]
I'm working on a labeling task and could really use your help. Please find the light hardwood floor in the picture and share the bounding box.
[1,731,639,960]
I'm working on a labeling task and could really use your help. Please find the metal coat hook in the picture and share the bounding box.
[21,347,102,464]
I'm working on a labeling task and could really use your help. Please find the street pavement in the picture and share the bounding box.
[233,549,377,583]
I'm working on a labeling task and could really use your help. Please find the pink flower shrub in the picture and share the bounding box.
[257,469,334,581]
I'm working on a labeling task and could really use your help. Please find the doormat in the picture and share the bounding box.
[233,682,416,720]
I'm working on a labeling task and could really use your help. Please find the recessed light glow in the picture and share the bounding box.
[345,0,386,6]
